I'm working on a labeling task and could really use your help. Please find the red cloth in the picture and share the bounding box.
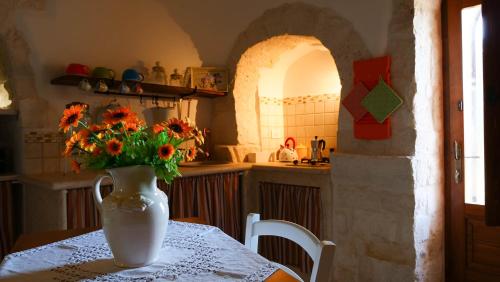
[352,56,392,139]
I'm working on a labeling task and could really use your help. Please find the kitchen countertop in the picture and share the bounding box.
[251,162,331,175]
[19,161,330,190]
[20,163,253,191]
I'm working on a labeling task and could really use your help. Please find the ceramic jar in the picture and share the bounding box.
[93,165,169,268]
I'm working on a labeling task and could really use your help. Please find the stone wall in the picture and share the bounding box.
[331,154,416,281]
[413,0,444,280]
[224,1,444,281]
[0,0,444,281]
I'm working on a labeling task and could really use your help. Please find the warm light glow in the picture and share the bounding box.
[0,82,12,109]
[462,5,484,205]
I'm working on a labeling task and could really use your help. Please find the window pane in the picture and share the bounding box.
[462,5,485,205]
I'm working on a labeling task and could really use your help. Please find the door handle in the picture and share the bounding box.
[454,140,462,184]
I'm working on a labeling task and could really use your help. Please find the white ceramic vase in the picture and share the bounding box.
[93,165,169,268]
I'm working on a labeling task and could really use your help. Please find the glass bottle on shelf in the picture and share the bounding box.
[151,61,167,85]
[169,69,183,87]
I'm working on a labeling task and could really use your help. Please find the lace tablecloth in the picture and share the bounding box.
[0,221,278,281]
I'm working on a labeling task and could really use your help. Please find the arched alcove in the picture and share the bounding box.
[242,35,342,154]
[211,2,370,160]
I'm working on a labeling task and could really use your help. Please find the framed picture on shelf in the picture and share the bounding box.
[188,67,228,92]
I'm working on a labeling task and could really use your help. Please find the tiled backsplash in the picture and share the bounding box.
[23,130,65,174]
[260,93,339,156]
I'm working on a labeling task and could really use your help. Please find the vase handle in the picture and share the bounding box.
[93,172,112,212]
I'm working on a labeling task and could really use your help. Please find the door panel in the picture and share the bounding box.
[443,0,466,280]
[466,204,500,280]
[444,0,500,281]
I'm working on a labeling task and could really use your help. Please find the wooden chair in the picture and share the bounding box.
[244,213,335,282]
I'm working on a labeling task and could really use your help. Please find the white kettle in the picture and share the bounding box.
[278,137,299,162]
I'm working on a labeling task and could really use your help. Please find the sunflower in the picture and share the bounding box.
[152,124,165,134]
[106,138,123,156]
[185,146,197,161]
[63,132,81,156]
[89,124,105,133]
[162,118,193,138]
[59,104,86,133]
[78,129,96,152]
[89,124,105,140]
[122,122,139,132]
[102,107,137,126]
[70,159,81,174]
[158,144,175,160]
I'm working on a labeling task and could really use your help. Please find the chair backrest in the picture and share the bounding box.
[244,213,335,282]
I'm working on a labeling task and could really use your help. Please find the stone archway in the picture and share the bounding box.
[211,2,370,160]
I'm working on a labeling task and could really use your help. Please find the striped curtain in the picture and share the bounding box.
[158,172,242,241]
[66,186,112,229]
[65,172,242,241]
[259,182,321,274]
[0,181,14,260]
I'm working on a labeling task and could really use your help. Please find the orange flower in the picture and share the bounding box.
[158,144,175,160]
[185,146,197,161]
[163,118,193,138]
[106,138,123,156]
[59,104,86,133]
[78,129,96,152]
[63,132,81,156]
[89,124,105,133]
[123,122,139,132]
[152,124,165,134]
[71,159,81,174]
[103,107,137,125]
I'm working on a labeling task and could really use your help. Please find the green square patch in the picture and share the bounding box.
[361,79,403,123]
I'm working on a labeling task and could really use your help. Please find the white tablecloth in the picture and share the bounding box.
[0,221,278,281]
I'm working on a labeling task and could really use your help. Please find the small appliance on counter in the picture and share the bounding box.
[310,136,326,162]
[277,137,298,162]
[292,136,330,166]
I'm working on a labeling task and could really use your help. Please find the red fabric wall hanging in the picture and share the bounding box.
[352,56,392,140]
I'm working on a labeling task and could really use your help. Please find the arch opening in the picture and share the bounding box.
[236,35,341,158]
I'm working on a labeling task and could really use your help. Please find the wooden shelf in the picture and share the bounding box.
[50,75,227,100]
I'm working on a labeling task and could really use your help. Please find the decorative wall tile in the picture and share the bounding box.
[306,126,315,137]
[295,103,304,114]
[324,113,336,125]
[304,114,314,126]
[325,100,335,113]
[22,130,65,173]
[24,131,62,143]
[296,127,305,138]
[314,113,324,125]
[259,93,340,152]
[43,158,60,173]
[42,143,60,158]
[315,101,324,113]
[296,115,305,126]
[313,125,325,137]
[325,125,337,137]
[24,143,42,159]
[23,158,42,174]
[305,103,315,114]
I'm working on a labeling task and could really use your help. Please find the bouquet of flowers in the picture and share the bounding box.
[59,104,205,183]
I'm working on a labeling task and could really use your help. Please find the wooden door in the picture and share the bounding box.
[444,1,500,281]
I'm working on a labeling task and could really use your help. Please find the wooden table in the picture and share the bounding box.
[10,220,297,281]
